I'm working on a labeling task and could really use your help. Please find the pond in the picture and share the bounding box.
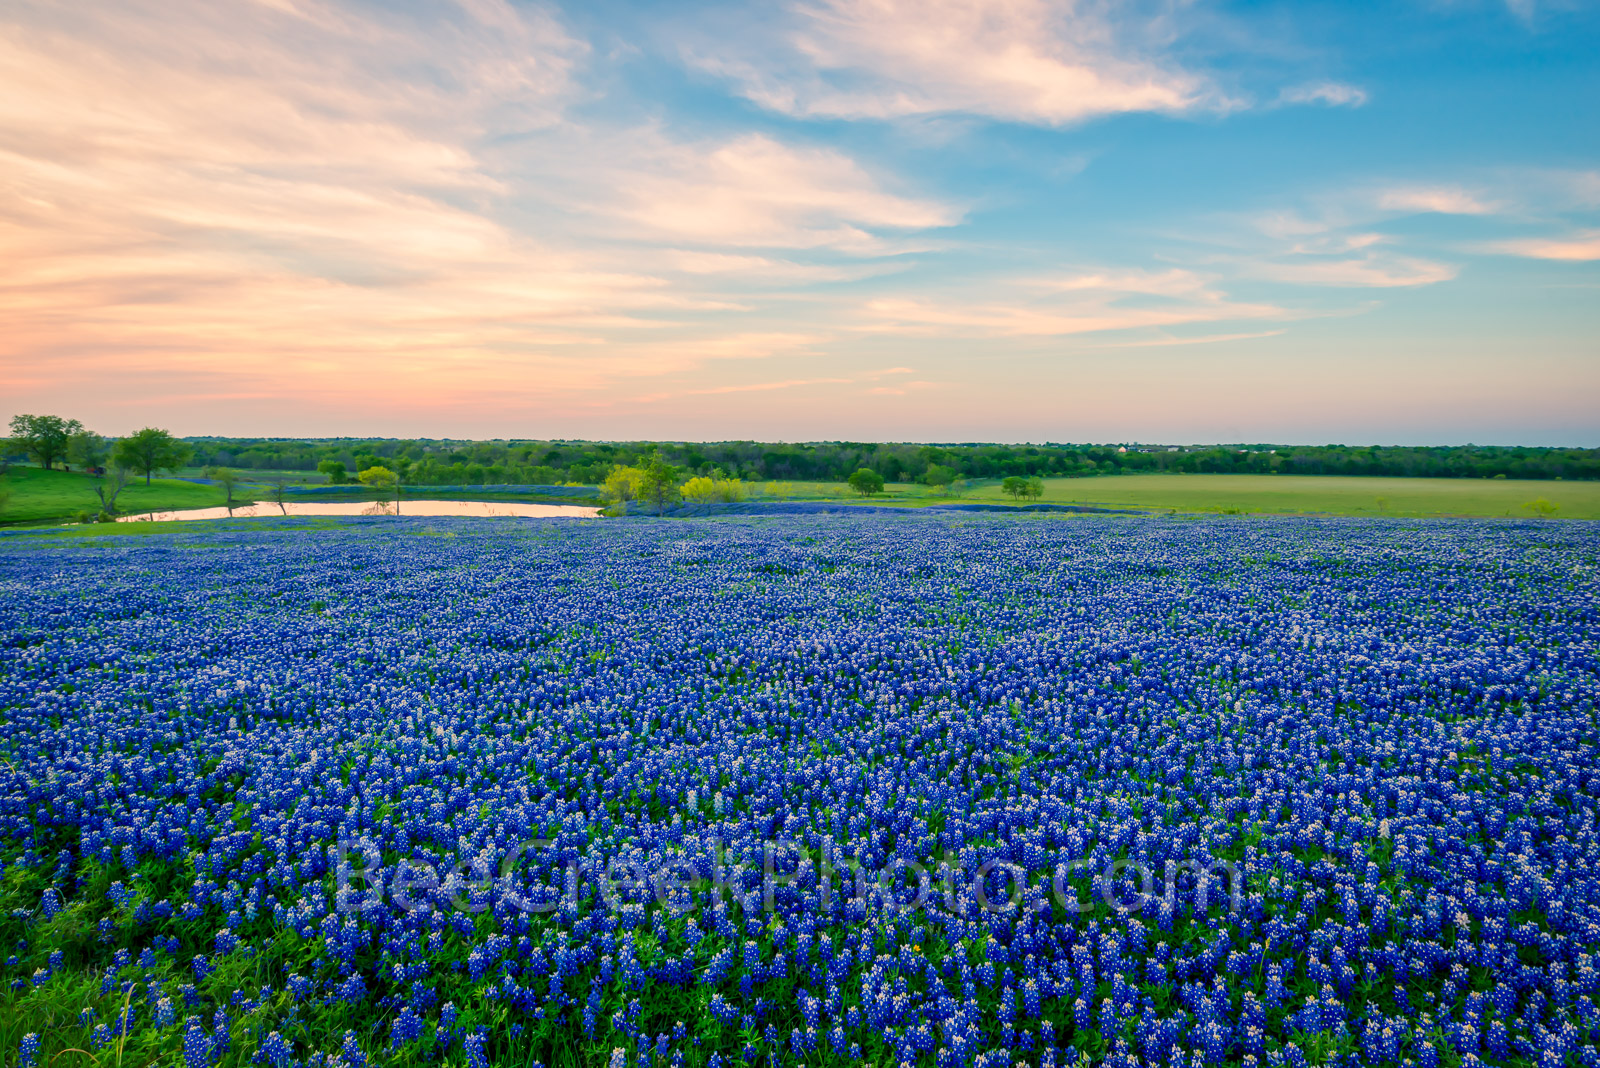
[117,500,602,522]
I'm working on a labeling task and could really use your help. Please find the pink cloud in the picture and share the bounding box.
[857,268,1285,338]
[612,134,959,250]
[0,0,967,428]
[695,0,1221,126]
[1252,255,1458,288]
[1378,187,1497,215]
[1489,230,1600,262]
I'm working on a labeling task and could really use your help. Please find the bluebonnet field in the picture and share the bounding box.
[1,515,1598,1068]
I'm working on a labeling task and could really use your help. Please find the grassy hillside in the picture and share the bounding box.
[961,472,1600,518]
[0,466,236,524]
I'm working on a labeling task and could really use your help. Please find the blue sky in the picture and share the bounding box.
[2,0,1596,443]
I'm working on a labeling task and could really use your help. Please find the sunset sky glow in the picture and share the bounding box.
[2,0,1597,443]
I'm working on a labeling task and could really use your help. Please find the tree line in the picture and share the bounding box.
[179,436,1599,484]
[7,417,1598,490]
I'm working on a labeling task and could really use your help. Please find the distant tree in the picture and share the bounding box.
[922,464,956,492]
[848,469,885,497]
[1001,476,1028,500]
[0,478,10,517]
[358,464,401,514]
[114,427,191,485]
[95,467,132,515]
[680,471,748,509]
[1525,497,1559,518]
[681,476,720,513]
[203,466,241,512]
[9,414,82,470]
[68,430,108,472]
[601,465,645,512]
[317,459,349,485]
[270,477,290,516]
[1024,478,1044,501]
[358,465,395,489]
[637,454,680,515]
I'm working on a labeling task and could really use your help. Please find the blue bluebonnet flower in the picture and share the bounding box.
[1,516,1597,1063]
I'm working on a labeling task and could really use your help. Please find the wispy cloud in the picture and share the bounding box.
[1489,230,1600,261]
[631,365,918,404]
[691,0,1224,126]
[1278,82,1367,107]
[1378,186,1498,215]
[0,0,970,422]
[856,268,1286,337]
[607,134,959,251]
[1247,254,1458,288]
[633,376,853,403]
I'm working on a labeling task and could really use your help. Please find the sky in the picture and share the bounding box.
[2,0,1597,445]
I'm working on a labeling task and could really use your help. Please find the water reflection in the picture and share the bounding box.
[118,500,601,522]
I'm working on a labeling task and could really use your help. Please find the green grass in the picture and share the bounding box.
[0,468,602,526]
[7,465,1594,525]
[0,517,358,543]
[960,472,1600,518]
[754,480,939,504]
[175,466,324,484]
[0,467,241,526]
[752,473,1600,517]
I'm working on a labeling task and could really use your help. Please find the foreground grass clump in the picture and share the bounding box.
[1,515,1598,1068]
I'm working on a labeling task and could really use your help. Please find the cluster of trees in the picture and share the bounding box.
[4,415,194,519]
[174,437,1600,485]
[6,415,192,484]
[1001,476,1045,500]
[599,455,705,515]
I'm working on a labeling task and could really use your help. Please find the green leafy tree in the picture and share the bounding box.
[681,476,720,513]
[113,427,191,485]
[601,465,644,512]
[68,430,108,472]
[922,464,956,492]
[638,454,680,515]
[358,465,401,513]
[1024,478,1044,501]
[848,468,885,497]
[1001,475,1028,499]
[0,479,10,517]
[95,467,131,515]
[317,459,349,485]
[9,414,82,470]
[202,466,241,511]
[1525,497,1559,518]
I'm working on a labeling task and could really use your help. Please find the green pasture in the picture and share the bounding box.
[0,466,244,525]
[755,479,932,504]
[959,473,1600,518]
